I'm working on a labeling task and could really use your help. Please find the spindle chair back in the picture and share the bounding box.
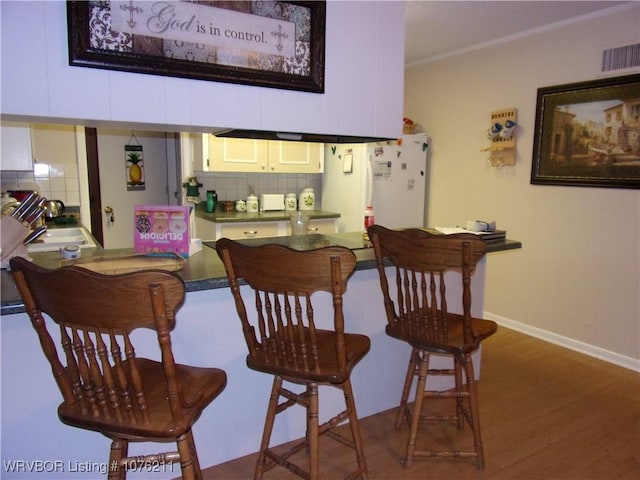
[216,239,370,480]
[367,225,497,469]
[9,256,227,480]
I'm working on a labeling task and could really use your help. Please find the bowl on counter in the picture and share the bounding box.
[221,201,234,213]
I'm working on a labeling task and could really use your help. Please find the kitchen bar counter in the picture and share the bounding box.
[1,231,521,316]
[1,230,520,479]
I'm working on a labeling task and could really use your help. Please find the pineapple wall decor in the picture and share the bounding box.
[125,134,145,191]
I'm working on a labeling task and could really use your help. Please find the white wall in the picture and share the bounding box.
[0,1,404,139]
[405,4,640,368]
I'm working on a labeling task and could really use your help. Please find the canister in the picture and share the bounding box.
[298,188,315,211]
[246,194,258,213]
[235,200,246,212]
[285,193,297,211]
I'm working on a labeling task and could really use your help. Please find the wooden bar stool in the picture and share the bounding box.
[367,225,497,469]
[216,239,370,480]
[9,256,227,480]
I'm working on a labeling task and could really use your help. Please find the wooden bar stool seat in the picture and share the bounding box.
[9,256,227,480]
[216,239,370,480]
[367,225,497,469]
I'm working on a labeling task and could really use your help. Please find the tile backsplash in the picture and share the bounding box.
[192,170,323,207]
[2,168,321,211]
[1,164,81,205]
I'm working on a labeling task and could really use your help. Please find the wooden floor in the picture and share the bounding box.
[197,328,640,479]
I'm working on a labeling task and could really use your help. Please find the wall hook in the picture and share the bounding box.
[482,108,517,166]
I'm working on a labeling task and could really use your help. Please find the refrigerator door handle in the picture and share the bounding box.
[365,153,373,207]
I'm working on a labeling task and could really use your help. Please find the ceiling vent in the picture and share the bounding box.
[601,43,640,72]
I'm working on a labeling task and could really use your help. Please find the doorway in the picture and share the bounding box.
[85,128,179,249]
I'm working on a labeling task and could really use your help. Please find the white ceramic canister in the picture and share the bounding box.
[298,188,315,211]
[285,193,297,211]
[235,200,246,212]
[246,194,258,213]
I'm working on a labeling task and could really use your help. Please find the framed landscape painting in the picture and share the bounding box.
[67,0,326,93]
[531,74,640,189]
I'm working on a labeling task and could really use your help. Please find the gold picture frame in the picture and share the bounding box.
[531,74,640,189]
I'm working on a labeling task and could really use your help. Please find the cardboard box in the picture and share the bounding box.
[134,205,191,257]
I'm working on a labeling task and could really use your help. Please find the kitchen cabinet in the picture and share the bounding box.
[292,218,337,235]
[267,141,324,173]
[203,135,323,173]
[194,217,216,241]
[195,218,280,241]
[219,222,281,240]
[205,136,268,172]
[31,123,78,168]
[195,217,338,241]
[0,121,33,171]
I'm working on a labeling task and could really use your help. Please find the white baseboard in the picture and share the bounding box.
[484,312,640,373]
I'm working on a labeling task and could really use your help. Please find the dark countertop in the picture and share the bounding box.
[1,231,521,316]
[193,203,340,223]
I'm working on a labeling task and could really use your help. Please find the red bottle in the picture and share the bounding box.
[364,206,375,230]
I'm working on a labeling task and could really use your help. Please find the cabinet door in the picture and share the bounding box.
[31,123,78,167]
[197,133,209,171]
[208,136,268,172]
[267,141,324,173]
[194,217,219,241]
[220,222,281,239]
[285,218,338,235]
[308,218,338,234]
[1,121,33,171]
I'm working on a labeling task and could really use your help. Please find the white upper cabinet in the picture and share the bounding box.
[267,141,323,173]
[204,136,324,173]
[207,136,268,172]
[0,121,33,171]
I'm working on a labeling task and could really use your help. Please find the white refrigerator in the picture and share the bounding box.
[321,133,429,232]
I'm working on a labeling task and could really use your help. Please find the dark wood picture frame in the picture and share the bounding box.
[67,0,326,93]
[531,74,640,189]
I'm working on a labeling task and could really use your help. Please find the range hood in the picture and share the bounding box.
[213,129,394,144]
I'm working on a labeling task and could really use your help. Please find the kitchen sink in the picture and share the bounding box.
[26,227,97,253]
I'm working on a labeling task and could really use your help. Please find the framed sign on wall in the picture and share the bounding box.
[531,74,640,189]
[67,0,326,93]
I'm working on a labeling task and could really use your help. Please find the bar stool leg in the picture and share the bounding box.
[395,348,420,429]
[454,355,465,430]
[176,432,197,480]
[404,351,429,468]
[107,439,128,480]
[255,376,283,480]
[307,383,320,480]
[462,354,485,468]
[343,379,369,479]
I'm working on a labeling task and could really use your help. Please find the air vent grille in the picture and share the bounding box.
[601,43,640,72]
